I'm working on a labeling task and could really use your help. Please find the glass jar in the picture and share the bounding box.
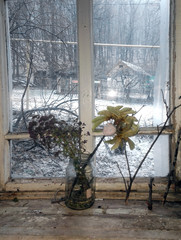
[65,154,95,210]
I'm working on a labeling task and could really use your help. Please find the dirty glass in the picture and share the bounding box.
[7,0,78,178]
[95,135,169,177]
[8,0,170,178]
[93,0,170,177]
[93,0,169,127]
[7,0,78,133]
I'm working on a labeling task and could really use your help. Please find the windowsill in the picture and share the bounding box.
[0,199,181,239]
[1,177,181,202]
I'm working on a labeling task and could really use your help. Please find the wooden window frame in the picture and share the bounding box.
[0,0,181,197]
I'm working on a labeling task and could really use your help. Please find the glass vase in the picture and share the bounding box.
[65,154,95,210]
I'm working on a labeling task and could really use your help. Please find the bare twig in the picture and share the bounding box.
[68,136,105,200]
[163,127,181,204]
[148,177,154,210]
[161,89,169,117]
[14,105,78,130]
[20,55,33,129]
[125,103,181,202]
[116,162,128,192]
[125,147,132,180]
[82,136,105,170]
[136,105,145,115]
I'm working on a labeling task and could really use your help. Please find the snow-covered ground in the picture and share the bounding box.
[11,88,168,178]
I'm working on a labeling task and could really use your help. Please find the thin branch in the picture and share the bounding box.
[125,103,181,202]
[163,127,181,204]
[14,106,78,130]
[136,105,145,114]
[67,136,105,200]
[125,147,132,180]
[148,177,154,210]
[116,162,128,192]
[161,89,169,117]
[20,55,33,129]
[82,136,105,170]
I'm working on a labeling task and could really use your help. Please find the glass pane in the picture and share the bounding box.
[93,0,169,127]
[7,0,78,132]
[93,0,170,177]
[95,135,169,177]
[11,135,169,178]
[11,139,68,178]
[7,0,78,178]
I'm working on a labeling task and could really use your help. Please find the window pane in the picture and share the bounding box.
[7,0,78,132]
[95,135,169,177]
[93,0,169,127]
[8,0,170,179]
[7,0,78,178]
[11,135,169,178]
[93,0,170,177]
[11,139,68,178]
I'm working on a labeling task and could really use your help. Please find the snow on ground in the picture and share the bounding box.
[11,88,167,179]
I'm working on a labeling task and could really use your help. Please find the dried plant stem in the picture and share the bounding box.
[82,136,105,169]
[124,103,181,202]
[163,127,181,204]
[68,136,105,200]
[161,89,169,117]
[116,162,128,192]
[21,56,33,129]
[148,177,154,210]
[125,148,132,180]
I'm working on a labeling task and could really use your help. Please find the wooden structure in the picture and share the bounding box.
[0,0,181,238]
[0,177,181,239]
[0,178,181,201]
[0,199,181,239]
[106,60,152,100]
[107,60,151,79]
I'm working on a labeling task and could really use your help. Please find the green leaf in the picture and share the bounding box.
[92,115,106,123]
[127,138,135,150]
[92,116,106,130]
[97,110,112,117]
[111,137,123,150]
[118,108,136,116]
[121,124,139,138]
[105,135,123,150]
[106,106,120,117]
[107,105,123,110]
[105,137,116,145]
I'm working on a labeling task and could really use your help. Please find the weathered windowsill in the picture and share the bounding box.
[0,199,181,240]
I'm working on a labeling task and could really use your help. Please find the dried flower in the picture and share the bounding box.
[103,123,116,136]
[92,105,139,150]
[28,115,89,162]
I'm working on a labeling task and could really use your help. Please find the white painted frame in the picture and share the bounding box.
[0,0,11,189]
[77,0,94,153]
[0,0,181,192]
[171,0,181,179]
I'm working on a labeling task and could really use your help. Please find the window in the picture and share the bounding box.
[7,0,78,178]
[0,0,180,192]
[93,0,170,177]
